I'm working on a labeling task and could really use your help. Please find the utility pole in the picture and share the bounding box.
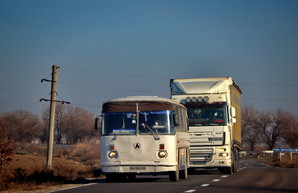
[46,65,59,169]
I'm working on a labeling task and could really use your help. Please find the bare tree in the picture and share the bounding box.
[41,108,49,143]
[55,104,66,144]
[241,106,261,150]
[41,104,96,144]
[280,113,298,148]
[41,103,68,144]
[62,105,94,144]
[1,111,42,143]
[0,118,13,168]
[254,109,292,149]
[254,110,274,149]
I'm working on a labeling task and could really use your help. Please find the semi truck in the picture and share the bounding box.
[170,77,242,174]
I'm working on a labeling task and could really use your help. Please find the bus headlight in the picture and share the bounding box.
[158,150,167,158]
[108,151,118,159]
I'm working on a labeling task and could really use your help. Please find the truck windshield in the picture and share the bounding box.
[187,107,227,126]
[102,110,175,135]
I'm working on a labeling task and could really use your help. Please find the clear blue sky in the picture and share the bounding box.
[1,0,298,115]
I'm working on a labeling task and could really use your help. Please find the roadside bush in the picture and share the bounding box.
[0,129,13,167]
[69,142,100,166]
[0,154,99,191]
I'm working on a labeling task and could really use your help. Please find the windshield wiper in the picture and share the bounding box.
[144,124,160,140]
[120,118,125,129]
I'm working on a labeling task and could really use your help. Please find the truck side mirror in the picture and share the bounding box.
[230,107,236,117]
[230,107,236,123]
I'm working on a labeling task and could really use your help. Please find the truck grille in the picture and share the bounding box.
[189,147,214,164]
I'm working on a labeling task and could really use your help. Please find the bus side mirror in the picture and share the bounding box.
[95,116,102,131]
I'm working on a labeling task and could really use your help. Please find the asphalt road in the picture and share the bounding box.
[51,159,298,193]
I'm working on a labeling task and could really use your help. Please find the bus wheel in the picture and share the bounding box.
[169,170,179,182]
[105,173,125,182]
[105,173,116,182]
[179,168,188,179]
[127,174,136,181]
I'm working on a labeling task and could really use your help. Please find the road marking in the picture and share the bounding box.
[213,179,220,182]
[201,184,209,187]
[221,175,228,178]
[47,183,97,193]
[185,190,196,193]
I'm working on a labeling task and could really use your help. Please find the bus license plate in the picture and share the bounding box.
[129,166,146,170]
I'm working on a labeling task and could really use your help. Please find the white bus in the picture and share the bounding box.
[95,96,189,182]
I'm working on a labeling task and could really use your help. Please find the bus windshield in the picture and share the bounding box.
[102,110,175,135]
[139,110,175,135]
[187,107,227,126]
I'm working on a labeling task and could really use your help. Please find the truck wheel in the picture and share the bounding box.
[169,170,179,182]
[221,167,232,174]
[234,149,239,172]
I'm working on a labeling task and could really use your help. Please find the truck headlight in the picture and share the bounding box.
[158,150,167,158]
[197,96,203,102]
[185,97,191,103]
[203,96,209,102]
[108,151,118,159]
[191,97,197,103]
[219,153,228,157]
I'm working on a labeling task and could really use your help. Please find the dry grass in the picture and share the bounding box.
[261,152,298,168]
[0,143,101,192]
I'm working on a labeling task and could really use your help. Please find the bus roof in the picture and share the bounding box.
[102,96,185,113]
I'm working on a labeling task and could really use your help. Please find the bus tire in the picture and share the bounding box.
[105,173,116,182]
[127,174,136,181]
[169,170,179,182]
[179,167,188,179]
[105,173,125,182]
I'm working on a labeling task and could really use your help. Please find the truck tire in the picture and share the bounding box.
[234,149,239,172]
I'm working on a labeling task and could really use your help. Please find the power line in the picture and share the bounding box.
[243,97,298,103]
[240,82,298,87]
[0,82,41,106]
[59,81,169,95]
[70,102,101,109]
[0,71,50,90]
[61,67,169,80]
